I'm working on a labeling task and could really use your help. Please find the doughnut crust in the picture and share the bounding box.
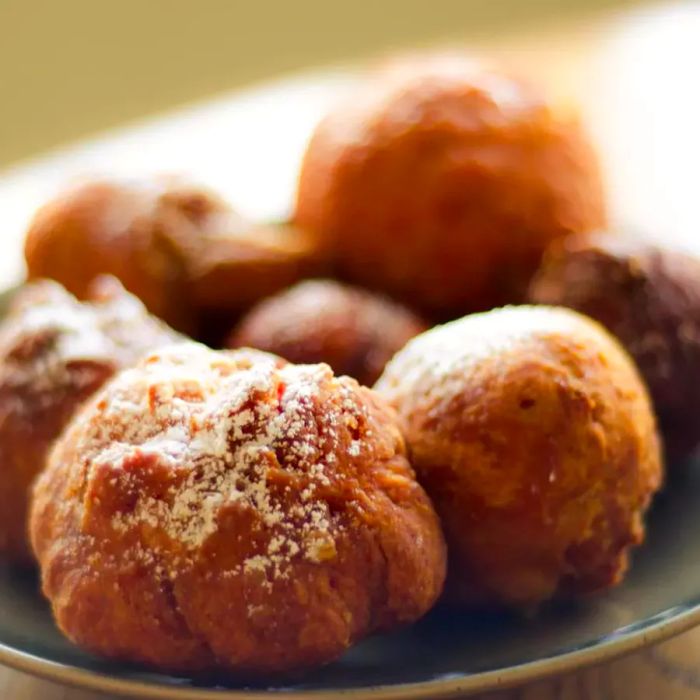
[229,280,427,386]
[30,344,446,674]
[295,53,606,317]
[375,306,662,608]
[24,177,233,332]
[24,177,326,336]
[0,277,179,562]
[529,234,700,460]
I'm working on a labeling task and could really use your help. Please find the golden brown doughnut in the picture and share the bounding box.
[24,177,326,337]
[0,277,179,563]
[296,53,606,317]
[375,305,662,609]
[24,176,234,332]
[228,280,427,386]
[30,343,446,674]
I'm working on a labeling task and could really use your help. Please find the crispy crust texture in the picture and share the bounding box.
[30,344,446,674]
[375,305,662,608]
[295,53,606,318]
[0,277,179,562]
[229,280,427,386]
[530,233,700,460]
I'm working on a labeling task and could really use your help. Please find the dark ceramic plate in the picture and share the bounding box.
[0,288,698,699]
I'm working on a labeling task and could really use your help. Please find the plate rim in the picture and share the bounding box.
[2,597,700,699]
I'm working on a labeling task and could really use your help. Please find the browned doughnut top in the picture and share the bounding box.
[31,343,446,674]
[295,53,605,316]
[24,176,234,332]
[188,222,325,316]
[376,305,662,608]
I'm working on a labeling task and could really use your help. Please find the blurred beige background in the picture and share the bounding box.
[0,0,648,167]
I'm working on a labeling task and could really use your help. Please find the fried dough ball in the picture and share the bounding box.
[228,280,427,386]
[375,306,662,609]
[24,176,235,332]
[529,234,700,460]
[30,343,446,675]
[296,53,606,317]
[24,177,326,337]
[0,277,179,563]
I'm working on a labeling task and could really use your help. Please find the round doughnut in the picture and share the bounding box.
[24,176,233,332]
[228,280,427,386]
[295,53,606,317]
[30,343,446,674]
[375,305,662,609]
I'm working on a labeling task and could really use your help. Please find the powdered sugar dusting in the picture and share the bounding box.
[0,278,179,402]
[75,343,369,581]
[375,305,597,409]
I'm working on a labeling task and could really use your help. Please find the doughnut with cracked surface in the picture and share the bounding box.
[30,343,446,674]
